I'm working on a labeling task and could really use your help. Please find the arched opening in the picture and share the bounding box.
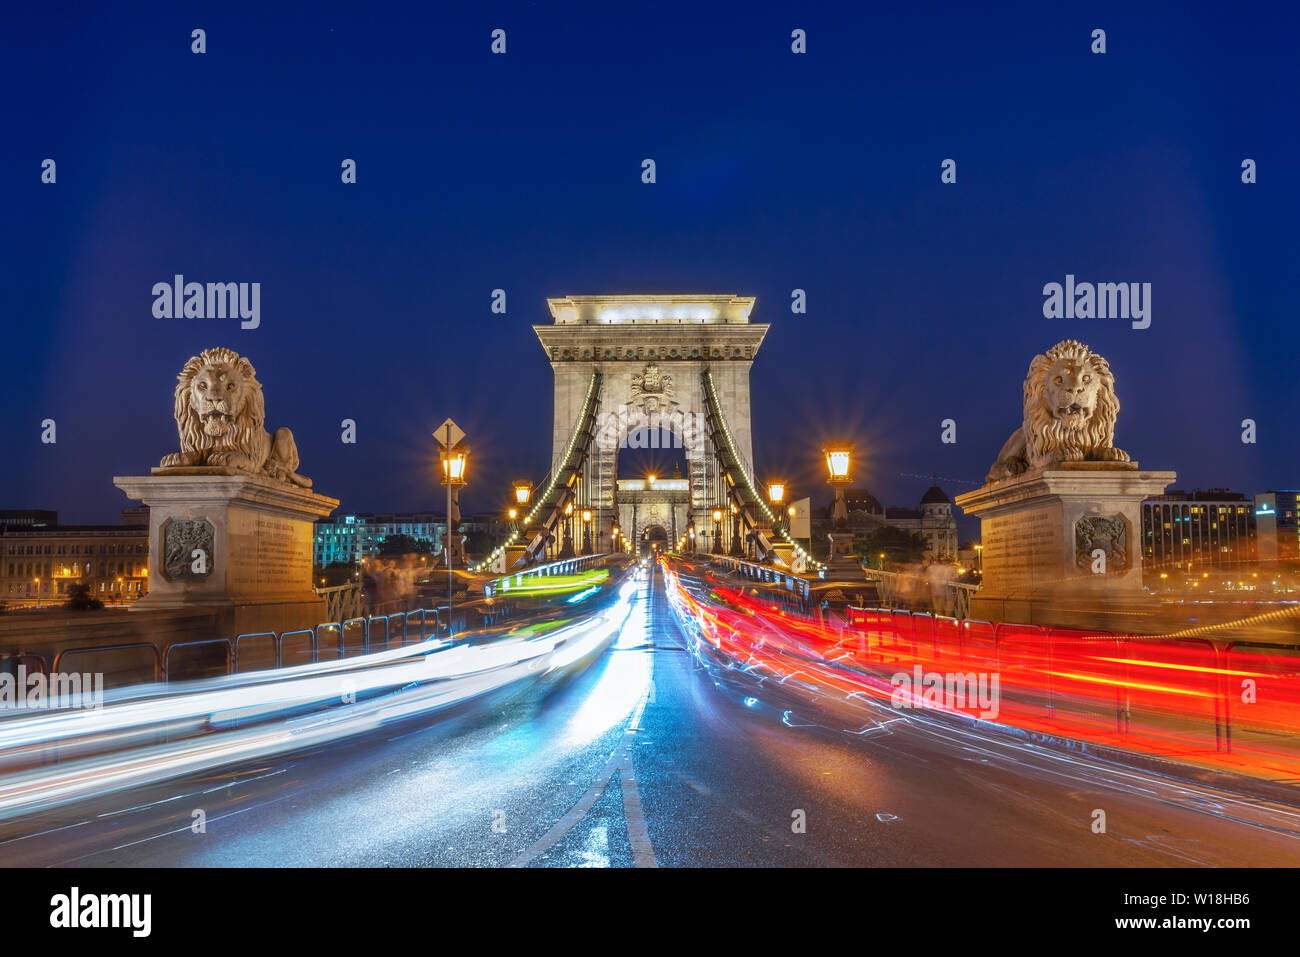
[640,524,668,558]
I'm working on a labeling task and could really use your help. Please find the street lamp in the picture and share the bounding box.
[582,508,593,555]
[767,480,786,535]
[822,440,857,574]
[513,480,532,509]
[560,500,575,558]
[730,502,743,557]
[823,441,854,527]
[438,442,470,560]
[712,508,723,554]
[436,431,469,614]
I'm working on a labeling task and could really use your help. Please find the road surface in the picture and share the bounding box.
[4,562,1299,867]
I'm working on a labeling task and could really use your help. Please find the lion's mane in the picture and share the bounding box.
[174,347,267,466]
[1022,339,1120,467]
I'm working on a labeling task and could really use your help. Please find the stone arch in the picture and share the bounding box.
[536,295,768,547]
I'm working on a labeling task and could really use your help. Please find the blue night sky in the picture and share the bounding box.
[1,1,1296,528]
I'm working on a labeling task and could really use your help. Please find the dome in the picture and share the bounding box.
[920,486,950,505]
[845,488,883,513]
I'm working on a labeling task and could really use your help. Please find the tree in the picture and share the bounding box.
[852,526,928,567]
[464,529,495,560]
[64,582,104,610]
[315,561,358,588]
[377,534,434,557]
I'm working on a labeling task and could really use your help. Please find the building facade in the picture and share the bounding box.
[1,522,149,607]
[1141,488,1257,568]
[314,512,445,567]
[835,485,960,561]
[0,510,58,530]
[1255,490,1299,563]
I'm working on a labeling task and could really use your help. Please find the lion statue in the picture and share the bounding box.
[985,339,1129,483]
[159,347,312,488]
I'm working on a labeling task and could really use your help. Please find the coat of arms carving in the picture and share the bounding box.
[162,518,215,581]
[631,363,674,413]
[1075,515,1127,573]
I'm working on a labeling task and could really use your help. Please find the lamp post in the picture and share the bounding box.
[506,480,532,570]
[729,502,743,557]
[582,508,593,555]
[437,431,469,614]
[767,480,786,535]
[712,508,723,555]
[823,440,857,575]
[686,515,696,555]
[560,501,575,559]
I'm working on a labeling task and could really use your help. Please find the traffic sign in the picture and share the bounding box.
[434,418,465,448]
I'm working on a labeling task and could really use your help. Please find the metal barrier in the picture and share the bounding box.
[315,622,344,661]
[38,591,520,694]
[341,617,368,657]
[52,643,162,684]
[164,639,233,682]
[278,628,317,666]
[484,553,611,597]
[836,608,1298,756]
[707,554,812,602]
[234,632,279,672]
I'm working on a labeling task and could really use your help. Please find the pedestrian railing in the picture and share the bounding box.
[484,552,611,598]
[706,554,813,602]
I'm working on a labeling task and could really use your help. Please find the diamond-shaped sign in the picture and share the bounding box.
[434,418,465,448]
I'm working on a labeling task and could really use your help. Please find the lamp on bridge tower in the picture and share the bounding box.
[497,480,533,573]
[560,500,576,559]
[729,502,743,558]
[513,481,532,511]
[767,480,787,533]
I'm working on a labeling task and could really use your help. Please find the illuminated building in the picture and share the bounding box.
[1141,488,1256,568]
[1254,490,1299,563]
[829,486,959,560]
[0,519,148,606]
[314,512,445,566]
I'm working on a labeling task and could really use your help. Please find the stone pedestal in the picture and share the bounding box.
[824,530,863,580]
[955,463,1175,626]
[113,469,339,637]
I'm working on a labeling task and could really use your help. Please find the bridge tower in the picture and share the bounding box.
[535,295,768,551]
